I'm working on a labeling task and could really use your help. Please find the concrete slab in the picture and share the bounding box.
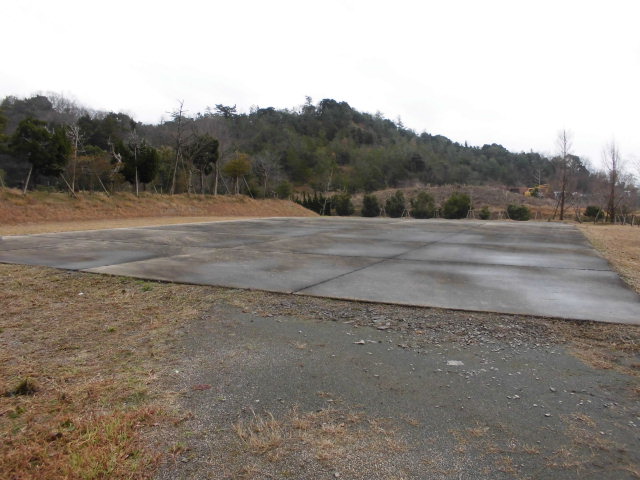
[0,239,203,270]
[86,249,380,293]
[1,217,639,324]
[297,259,640,324]
[248,234,425,258]
[399,243,610,269]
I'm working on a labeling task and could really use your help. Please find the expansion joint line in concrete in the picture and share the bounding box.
[291,223,487,294]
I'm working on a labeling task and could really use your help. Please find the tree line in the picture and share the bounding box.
[0,93,636,220]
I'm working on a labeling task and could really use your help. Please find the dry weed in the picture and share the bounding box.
[579,223,640,294]
[0,264,217,479]
[232,405,403,473]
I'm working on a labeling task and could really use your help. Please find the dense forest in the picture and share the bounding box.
[0,93,635,219]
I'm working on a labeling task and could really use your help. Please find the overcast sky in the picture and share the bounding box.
[3,0,639,170]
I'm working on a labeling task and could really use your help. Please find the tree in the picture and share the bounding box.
[66,123,83,192]
[410,191,436,218]
[253,151,281,197]
[222,152,251,194]
[120,135,159,195]
[507,204,531,221]
[0,107,8,148]
[275,180,292,199]
[602,141,624,222]
[442,192,471,219]
[333,192,354,216]
[170,101,187,195]
[215,104,237,118]
[385,190,406,217]
[188,134,219,194]
[137,143,159,188]
[361,194,380,217]
[9,117,70,194]
[556,129,572,220]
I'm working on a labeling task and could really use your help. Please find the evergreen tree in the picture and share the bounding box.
[189,134,219,194]
[442,192,471,219]
[333,192,354,216]
[385,190,406,217]
[9,117,70,192]
[410,191,436,218]
[361,194,380,217]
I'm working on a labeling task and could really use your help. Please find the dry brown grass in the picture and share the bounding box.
[545,413,639,476]
[0,189,315,232]
[232,406,405,477]
[0,264,217,480]
[578,223,640,294]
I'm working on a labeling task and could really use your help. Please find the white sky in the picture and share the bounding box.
[3,0,639,170]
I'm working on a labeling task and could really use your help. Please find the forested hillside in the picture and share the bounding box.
[0,93,634,220]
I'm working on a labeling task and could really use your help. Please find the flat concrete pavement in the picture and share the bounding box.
[1,217,638,324]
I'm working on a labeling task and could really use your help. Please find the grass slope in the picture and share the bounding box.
[0,189,316,227]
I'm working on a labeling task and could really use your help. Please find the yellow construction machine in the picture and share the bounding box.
[524,184,549,198]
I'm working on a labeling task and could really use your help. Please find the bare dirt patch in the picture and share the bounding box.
[578,223,640,294]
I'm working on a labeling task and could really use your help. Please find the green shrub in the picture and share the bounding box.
[275,181,293,199]
[478,206,491,220]
[385,190,406,218]
[410,191,436,219]
[361,194,380,217]
[442,192,471,219]
[584,205,604,218]
[333,192,354,216]
[507,204,531,221]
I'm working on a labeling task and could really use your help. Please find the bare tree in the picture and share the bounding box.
[556,129,572,220]
[66,123,83,192]
[253,151,281,196]
[602,141,626,222]
[128,129,143,197]
[169,101,187,195]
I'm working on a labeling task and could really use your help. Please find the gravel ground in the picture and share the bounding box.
[153,290,640,480]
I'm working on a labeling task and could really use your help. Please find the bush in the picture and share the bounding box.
[333,192,354,216]
[361,194,380,217]
[478,206,491,220]
[507,204,531,221]
[442,192,471,219]
[385,190,406,218]
[410,191,436,218]
[584,205,604,219]
[275,181,293,199]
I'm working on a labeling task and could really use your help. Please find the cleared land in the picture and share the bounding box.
[1,197,639,479]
